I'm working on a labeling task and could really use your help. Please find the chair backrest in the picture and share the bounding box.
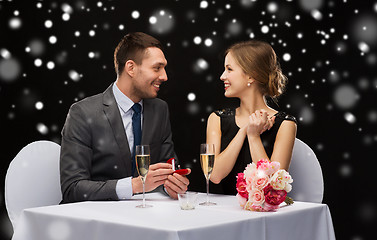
[288,138,324,203]
[5,140,62,229]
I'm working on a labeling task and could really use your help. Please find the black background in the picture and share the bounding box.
[1,0,376,239]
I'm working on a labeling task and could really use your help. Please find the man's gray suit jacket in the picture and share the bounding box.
[60,84,176,203]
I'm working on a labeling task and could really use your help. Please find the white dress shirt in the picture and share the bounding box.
[112,83,143,199]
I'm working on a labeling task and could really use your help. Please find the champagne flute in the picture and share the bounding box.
[135,145,152,208]
[199,143,216,206]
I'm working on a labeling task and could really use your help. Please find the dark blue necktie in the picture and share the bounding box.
[131,103,142,174]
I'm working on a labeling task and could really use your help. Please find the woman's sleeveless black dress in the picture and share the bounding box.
[214,108,297,195]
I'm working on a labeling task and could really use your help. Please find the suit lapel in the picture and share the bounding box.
[102,84,133,176]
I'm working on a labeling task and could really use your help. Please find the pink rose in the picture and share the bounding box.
[263,202,280,212]
[236,193,247,208]
[263,185,287,206]
[250,203,264,212]
[246,182,253,193]
[257,159,270,169]
[236,173,249,199]
[268,161,280,175]
[256,159,280,175]
[251,170,270,190]
[244,163,257,185]
[250,189,265,205]
[244,200,264,211]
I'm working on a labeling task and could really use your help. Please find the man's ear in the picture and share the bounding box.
[124,60,136,77]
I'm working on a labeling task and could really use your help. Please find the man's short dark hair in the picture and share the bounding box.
[114,32,163,75]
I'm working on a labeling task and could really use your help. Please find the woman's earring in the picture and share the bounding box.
[247,82,251,87]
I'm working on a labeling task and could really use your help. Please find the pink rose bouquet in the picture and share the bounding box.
[236,159,294,212]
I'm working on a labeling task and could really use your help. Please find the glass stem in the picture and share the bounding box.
[206,177,210,203]
[142,179,146,207]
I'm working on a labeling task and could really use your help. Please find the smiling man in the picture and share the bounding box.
[60,32,190,203]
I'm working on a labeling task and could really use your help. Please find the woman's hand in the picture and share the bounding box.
[247,109,275,137]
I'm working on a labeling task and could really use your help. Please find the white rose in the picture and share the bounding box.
[270,170,293,192]
[285,182,292,193]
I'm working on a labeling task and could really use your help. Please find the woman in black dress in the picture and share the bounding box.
[207,40,297,195]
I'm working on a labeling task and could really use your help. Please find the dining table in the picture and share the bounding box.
[12,192,336,240]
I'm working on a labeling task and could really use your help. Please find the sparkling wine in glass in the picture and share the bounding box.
[135,145,152,208]
[199,143,216,206]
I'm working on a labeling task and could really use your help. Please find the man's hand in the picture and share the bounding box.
[132,163,173,194]
[164,169,191,199]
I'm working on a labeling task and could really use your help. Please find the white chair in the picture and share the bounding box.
[288,138,324,203]
[5,140,62,230]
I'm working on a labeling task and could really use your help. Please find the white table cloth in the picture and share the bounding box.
[12,192,335,240]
